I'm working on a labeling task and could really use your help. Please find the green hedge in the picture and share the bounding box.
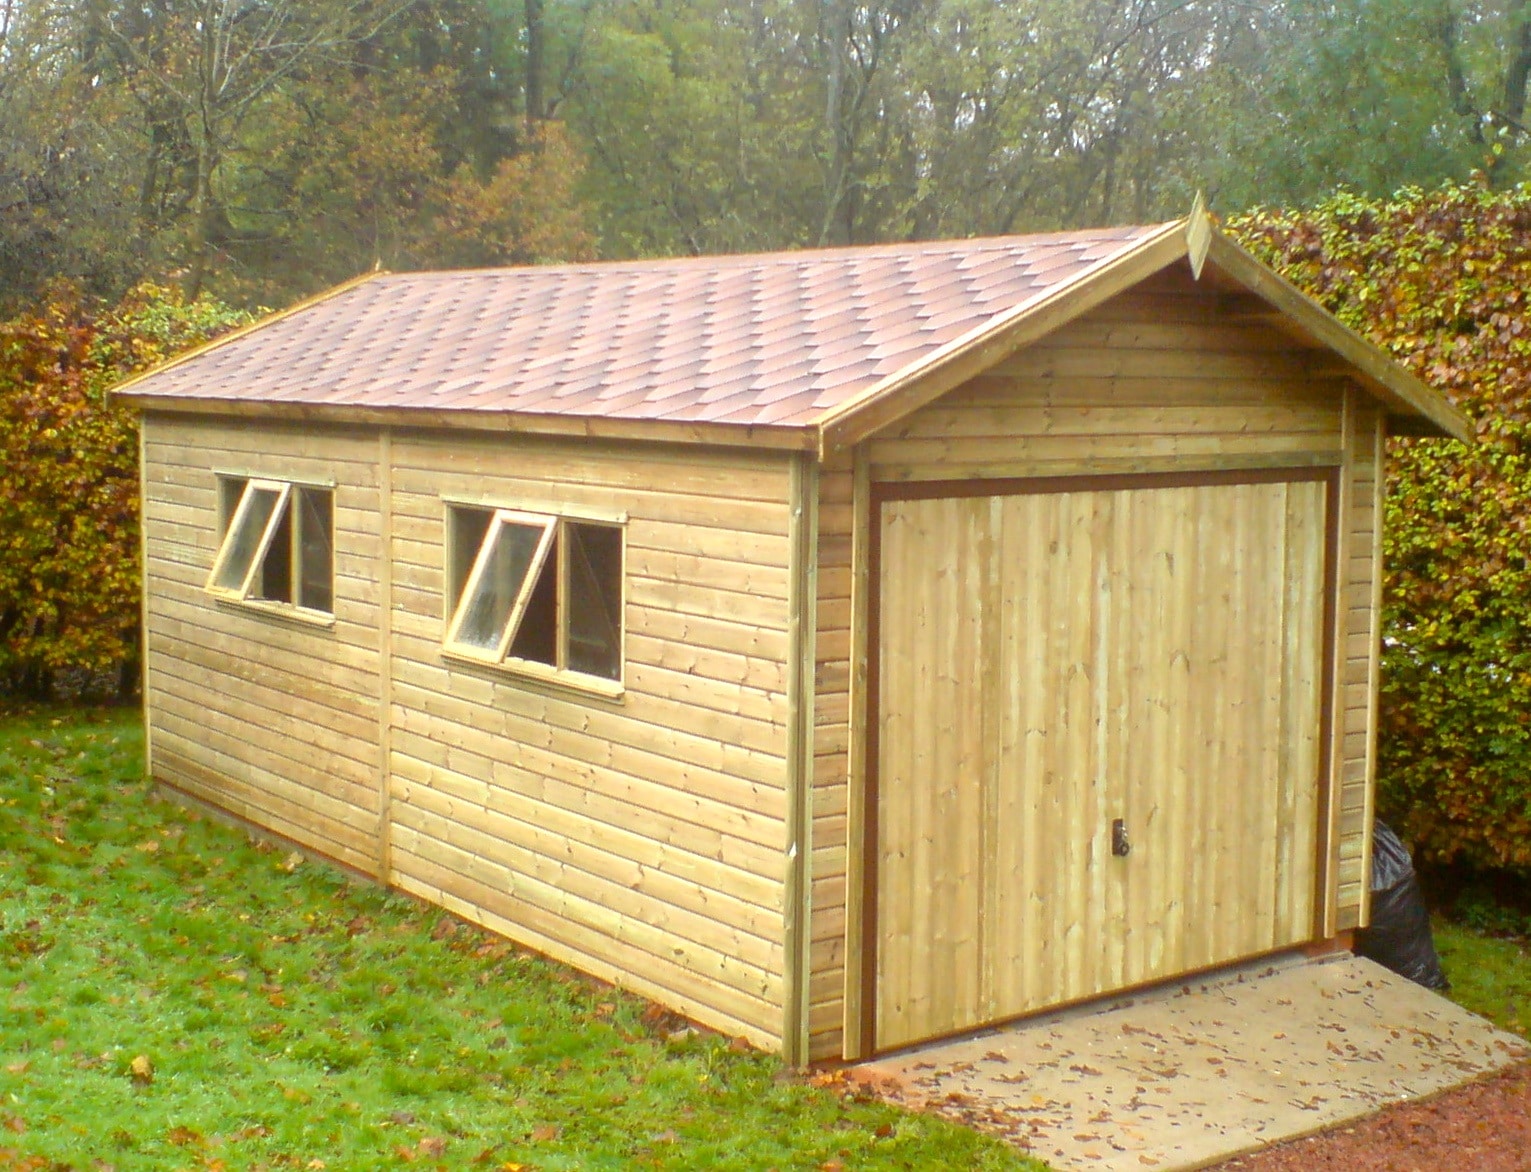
[1231,184,1531,871]
[0,284,252,698]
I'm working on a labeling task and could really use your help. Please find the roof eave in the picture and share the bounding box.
[1196,232,1472,442]
[126,395,820,452]
[110,270,388,404]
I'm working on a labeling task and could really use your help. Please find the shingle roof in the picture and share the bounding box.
[115,226,1166,429]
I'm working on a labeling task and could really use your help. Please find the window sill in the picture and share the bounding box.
[440,647,625,702]
[210,594,337,630]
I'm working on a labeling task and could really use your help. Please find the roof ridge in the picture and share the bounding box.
[372,224,1174,282]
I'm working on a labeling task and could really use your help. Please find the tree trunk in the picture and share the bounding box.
[184,135,216,301]
[1498,0,1531,148]
[818,0,853,246]
[526,0,546,121]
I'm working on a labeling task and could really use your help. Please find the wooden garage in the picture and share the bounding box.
[114,207,1468,1065]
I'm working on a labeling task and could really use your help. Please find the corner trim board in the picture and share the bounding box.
[782,452,819,1065]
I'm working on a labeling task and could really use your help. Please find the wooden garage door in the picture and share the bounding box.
[872,474,1330,1051]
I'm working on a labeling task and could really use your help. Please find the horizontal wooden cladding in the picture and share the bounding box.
[866,288,1349,485]
[141,414,386,883]
[807,466,855,1061]
[389,681,786,863]
[389,772,783,972]
[390,860,781,1051]
[384,431,794,1048]
[154,741,376,875]
[1333,402,1385,929]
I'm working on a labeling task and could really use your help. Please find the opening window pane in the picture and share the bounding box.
[207,478,334,618]
[444,505,624,687]
[454,517,552,652]
[566,523,622,680]
[213,485,283,593]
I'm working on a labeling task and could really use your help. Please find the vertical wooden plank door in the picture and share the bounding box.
[873,476,1328,1052]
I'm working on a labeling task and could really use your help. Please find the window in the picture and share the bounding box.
[445,504,624,685]
[207,477,334,616]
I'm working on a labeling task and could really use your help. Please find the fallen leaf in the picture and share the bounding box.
[135,841,159,853]
[166,1125,201,1147]
[874,1123,894,1138]
[529,1124,559,1142]
[4,1115,25,1134]
[306,1160,327,1169]
[5,1061,29,1075]
[129,1055,153,1084]
[280,851,304,873]
[417,1138,446,1157]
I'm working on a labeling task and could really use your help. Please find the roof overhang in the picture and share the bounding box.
[125,395,820,452]
[813,206,1472,456]
[115,206,1471,455]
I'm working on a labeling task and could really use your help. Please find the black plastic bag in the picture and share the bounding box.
[1353,822,1450,991]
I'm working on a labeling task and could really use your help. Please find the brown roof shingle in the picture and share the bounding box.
[116,226,1168,429]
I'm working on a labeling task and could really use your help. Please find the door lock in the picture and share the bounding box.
[1111,818,1131,858]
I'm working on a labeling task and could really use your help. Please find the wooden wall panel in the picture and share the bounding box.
[865,270,1347,485]
[815,270,1367,1060]
[141,415,384,877]
[384,432,795,1050]
[1336,401,1386,928]
[807,460,854,1061]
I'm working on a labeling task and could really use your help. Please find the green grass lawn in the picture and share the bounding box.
[0,706,1040,1172]
[1436,920,1531,1040]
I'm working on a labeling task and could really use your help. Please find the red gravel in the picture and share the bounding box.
[1210,1062,1531,1171]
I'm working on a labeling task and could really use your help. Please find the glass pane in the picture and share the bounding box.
[509,533,557,667]
[257,504,293,602]
[450,507,493,609]
[218,477,247,533]
[297,488,333,613]
[566,523,622,680]
[213,487,281,592]
[455,519,546,651]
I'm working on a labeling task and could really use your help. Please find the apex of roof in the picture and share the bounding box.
[113,212,1471,447]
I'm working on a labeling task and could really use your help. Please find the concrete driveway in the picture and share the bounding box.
[850,954,1528,1171]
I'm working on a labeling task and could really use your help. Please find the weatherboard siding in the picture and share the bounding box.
[866,274,1348,483]
[809,276,1379,1061]
[141,415,384,875]
[384,432,796,1049]
[807,459,855,1061]
[1336,400,1384,930]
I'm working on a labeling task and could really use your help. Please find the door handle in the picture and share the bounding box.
[1111,818,1131,858]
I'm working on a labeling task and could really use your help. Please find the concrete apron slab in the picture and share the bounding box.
[850,954,1529,1171]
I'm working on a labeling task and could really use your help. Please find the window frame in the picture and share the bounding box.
[442,499,626,697]
[206,474,336,625]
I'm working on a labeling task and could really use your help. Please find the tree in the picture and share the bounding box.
[0,283,253,698]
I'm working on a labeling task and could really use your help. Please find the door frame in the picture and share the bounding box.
[858,466,1344,1055]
